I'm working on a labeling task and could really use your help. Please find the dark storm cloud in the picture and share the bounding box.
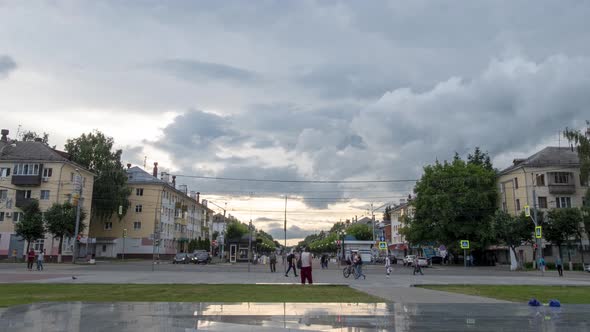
[0,55,16,78]
[156,59,258,84]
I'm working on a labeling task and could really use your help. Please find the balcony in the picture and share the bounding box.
[548,184,576,195]
[15,196,35,208]
[11,174,42,186]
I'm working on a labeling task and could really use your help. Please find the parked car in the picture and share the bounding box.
[390,256,398,264]
[416,257,429,267]
[429,256,443,264]
[585,264,590,273]
[403,255,417,266]
[192,250,211,264]
[172,253,189,264]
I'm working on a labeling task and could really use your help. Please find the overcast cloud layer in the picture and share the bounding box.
[1,1,589,241]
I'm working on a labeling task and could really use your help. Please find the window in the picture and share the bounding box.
[133,221,141,230]
[514,177,519,189]
[42,168,53,178]
[515,199,521,211]
[136,188,144,196]
[538,196,548,209]
[102,245,107,252]
[556,197,572,208]
[581,174,589,187]
[554,172,570,184]
[0,167,10,177]
[536,174,545,186]
[0,212,4,222]
[0,190,7,200]
[13,163,40,175]
[40,190,50,200]
[135,205,142,213]
[70,172,75,181]
[104,222,113,230]
[33,239,44,252]
[13,212,24,223]
[17,190,32,199]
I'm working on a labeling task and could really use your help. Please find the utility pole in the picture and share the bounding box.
[531,174,542,272]
[248,219,252,273]
[284,195,287,274]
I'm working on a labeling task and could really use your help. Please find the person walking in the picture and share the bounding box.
[556,257,564,277]
[269,251,277,273]
[385,255,392,278]
[413,257,424,275]
[354,254,366,280]
[285,251,298,277]
[37,249,45,271]
[300,247,313,285]
[27,249,36,271]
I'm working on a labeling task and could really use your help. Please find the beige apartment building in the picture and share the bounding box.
[498,146,589,263]
[90,165,212,259]
[387,199,414,258]
[0,129,94,260]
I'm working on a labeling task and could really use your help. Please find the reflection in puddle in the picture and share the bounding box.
[1,302,589,331]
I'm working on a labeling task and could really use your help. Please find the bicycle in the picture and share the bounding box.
[343,264,360,279]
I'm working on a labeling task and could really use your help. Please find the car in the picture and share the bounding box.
[585,264,590,273]
[192,250,211,264]
[429,256,443,264]
[172,253,189,264]
[416,257,429,267]
[403,255,417,266]
[390,256,398,264]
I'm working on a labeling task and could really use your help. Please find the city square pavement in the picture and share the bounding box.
[2,260,590,303]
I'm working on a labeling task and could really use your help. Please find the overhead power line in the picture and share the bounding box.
[171,173,418,184]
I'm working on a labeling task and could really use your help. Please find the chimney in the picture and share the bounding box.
[196,192,200,203]
[0,129,8,142]
[172,175,176,188]
[126,163,131,169]
[153,162,158,178]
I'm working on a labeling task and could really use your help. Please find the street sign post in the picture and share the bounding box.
[460,240,470,268]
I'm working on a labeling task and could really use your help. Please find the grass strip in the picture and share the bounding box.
[0,284,382,308]
[417,285,590,304]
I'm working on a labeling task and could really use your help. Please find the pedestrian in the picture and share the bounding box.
[385,255,392,278]
[538,256,546,274]
[354,254,366,280]
[37,249,45,271]
[269,251,277,273]
[12,249,17,263]
[468,254,473,267]
[300,247,313,285]
[27,249,36,271]
[285,251,298,277]
[413,257,424,275]
[555,256,563,277]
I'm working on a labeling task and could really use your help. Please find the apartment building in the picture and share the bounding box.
[90,164,209,259]
[0,129,94,260]
[388,199,414,258]
[498,146,589,263]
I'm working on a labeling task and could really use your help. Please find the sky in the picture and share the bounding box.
[1,1,590,245]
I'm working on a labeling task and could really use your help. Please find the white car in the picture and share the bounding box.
[585,264,590,273]
[416,257,429,267]
[403,255,417,266]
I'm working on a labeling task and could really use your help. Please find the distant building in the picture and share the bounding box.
[0,129,94,260]
[388,200,414,258]
[89,164,208,259]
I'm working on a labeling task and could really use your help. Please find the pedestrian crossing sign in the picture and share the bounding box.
[535,226,542,239]
[378,242,387,250]
[524,205,530,217]
[460,240,470,249]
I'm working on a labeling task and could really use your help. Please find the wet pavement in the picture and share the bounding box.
[1,302,589,331]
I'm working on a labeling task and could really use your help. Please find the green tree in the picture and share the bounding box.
[65,131,131,221]
[383,205,392,222]
[346,223,372,240]
[44,202,87,262]
[404,148,498,251]
[21,130,49,144]
[226,221,248,240]
[14,200,45,253]
[493,211,533,269]
[544,208,583,264]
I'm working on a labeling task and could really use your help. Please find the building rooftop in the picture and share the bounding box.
[0,140,72,162]
[499,146,580,175]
